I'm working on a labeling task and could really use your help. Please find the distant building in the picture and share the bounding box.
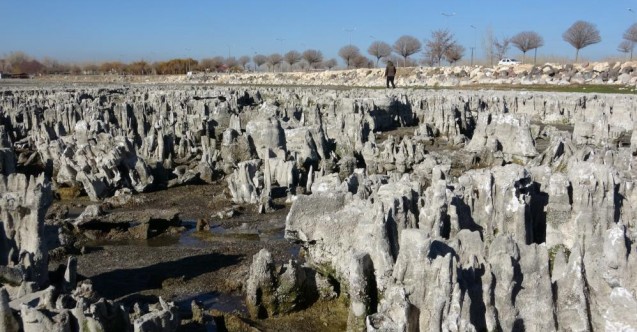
[0,73,30,79]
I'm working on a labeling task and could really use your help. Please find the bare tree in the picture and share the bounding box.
[422,29,463,66]
[210,56,226,72]
[421,50,436,67]
[425,29,454,66]
[225,56,238,69]
[338,45,361,68]
[198,58,211,72]
[510,31,544,63]
[324,58,338,70]
[69,64,82,75]
[623,23,637,60]
[302,49,323,69]
[482,26,496,65]
[22,60,45,74]
[182,58,197,73]
[618,40,634,60]
[385,54,415,67]
[493,37,511,62]
[445,44,465,65]
[562,20,601,62]
[253,54,268,71]
[284,50,302,69]
[126,61,151,75]
[100,61,126,74]
[367,41,392,66]
[82,63,99,75]
[393,35,422,67]
[267,53,283,72]
[624,23,637,44]
[351,55,372,68]
[238,56,250,70]
[41,57,66,74]
[6,51,31,73]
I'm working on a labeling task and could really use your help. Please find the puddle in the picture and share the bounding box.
[199,224,260,241]
[258,226,286,241]
[210,224,226,235]
[84,220,290,248]
[66,206,85,219]
[77,214,303,331]
[82,219,303,265]
[174,291,247,315]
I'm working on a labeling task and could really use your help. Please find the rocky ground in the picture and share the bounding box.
[31,60,637,88]
[47,181,349,331]
[1,66,637,331]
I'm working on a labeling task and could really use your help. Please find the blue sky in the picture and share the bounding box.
[1,0,635,64]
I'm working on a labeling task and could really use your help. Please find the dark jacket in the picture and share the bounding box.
[385,63,396,77]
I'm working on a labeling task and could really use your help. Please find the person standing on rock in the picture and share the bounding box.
[385,60,396,88]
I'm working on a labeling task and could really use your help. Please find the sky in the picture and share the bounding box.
[1,0,635,64]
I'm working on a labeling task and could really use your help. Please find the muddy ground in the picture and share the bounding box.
[47,180,348,331]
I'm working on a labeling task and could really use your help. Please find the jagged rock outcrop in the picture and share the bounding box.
[133,297,180,332]
[573,113,628,147]
[465,113,538,163]
[245,249,314,318]
[5,82,637,331]
[227,160,262,204]
[0,139,178,331]
[285,193,396,295]
[3,85,637,203]
[0,127,16,176]
[0,289,19,332]
[0,173,52,287]
[246,117,288,159]
[73,206,182,240]
[286,154,637,330]
[528,129,575,171]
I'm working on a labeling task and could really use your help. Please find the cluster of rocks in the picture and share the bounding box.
[2,82,637,330]
[0,173,179,331]
[37,61,637,88]
[232,88,636,330]
[73,205,183,240]
[192,61,637,88]
[280,158,637,331]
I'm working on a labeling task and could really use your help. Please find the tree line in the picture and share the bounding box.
[2,20,636,76]
[0,49,338,75]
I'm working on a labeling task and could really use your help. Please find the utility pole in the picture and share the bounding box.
[185,48,191,73]
[344,27,356,45]
[275,38,285,72]
[441,12,455,29]
[470,25,477,66]
[250,47,257,71]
